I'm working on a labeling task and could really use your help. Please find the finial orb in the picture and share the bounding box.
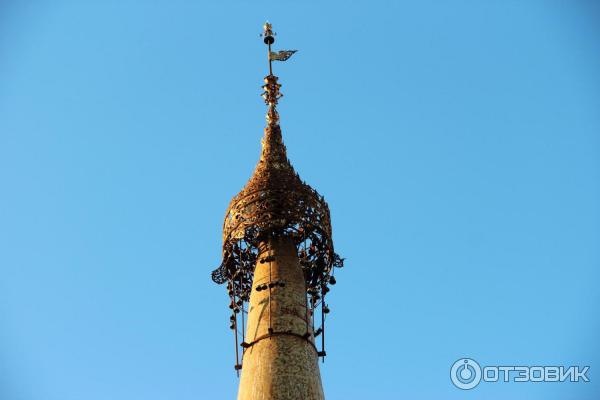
[263,21,275,45]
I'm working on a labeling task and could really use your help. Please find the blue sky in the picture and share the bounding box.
[1,1,599,399]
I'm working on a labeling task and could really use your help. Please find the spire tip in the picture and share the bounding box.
[263,22,275,45]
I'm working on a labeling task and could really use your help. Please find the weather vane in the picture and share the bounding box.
[261,22,297,75]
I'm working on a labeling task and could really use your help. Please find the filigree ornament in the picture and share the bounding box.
[211,74,343,306]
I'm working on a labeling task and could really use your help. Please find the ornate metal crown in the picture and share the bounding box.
[211,75,343,305]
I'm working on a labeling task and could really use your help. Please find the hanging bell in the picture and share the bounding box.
[263,34,274,45]
[329,276,336,285]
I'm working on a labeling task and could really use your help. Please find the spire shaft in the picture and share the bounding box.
[268,41,273,76]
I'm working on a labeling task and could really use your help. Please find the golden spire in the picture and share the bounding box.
[211,23,343,372]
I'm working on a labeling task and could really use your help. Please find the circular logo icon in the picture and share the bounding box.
[450,358,482,390]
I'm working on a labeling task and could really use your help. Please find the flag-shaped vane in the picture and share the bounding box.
[269,50,297,62]
[262,23,298,75]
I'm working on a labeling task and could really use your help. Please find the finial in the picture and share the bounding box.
[259,22,297,126]
[262,22,275,45]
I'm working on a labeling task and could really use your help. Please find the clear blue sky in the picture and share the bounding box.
[1,1,599,399]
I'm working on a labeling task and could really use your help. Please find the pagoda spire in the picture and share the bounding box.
[211,22,344,400]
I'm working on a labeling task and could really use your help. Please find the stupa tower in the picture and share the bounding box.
[211,23,344,400]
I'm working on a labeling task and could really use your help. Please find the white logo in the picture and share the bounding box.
[450,358,590,390]
[450,358,482,390]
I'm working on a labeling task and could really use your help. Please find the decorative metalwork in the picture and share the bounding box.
[270,50,297,61]
[211,120,344,297]
[211,23,343,368]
